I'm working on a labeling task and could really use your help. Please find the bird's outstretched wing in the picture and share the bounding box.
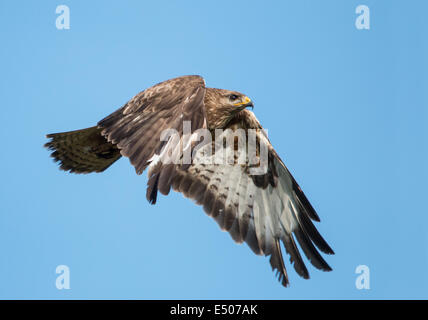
[166,110,334,286]
[98,75,207,178]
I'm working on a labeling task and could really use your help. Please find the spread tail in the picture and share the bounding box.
[45,126,121,174]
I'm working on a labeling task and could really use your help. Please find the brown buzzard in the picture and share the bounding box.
[45,75,334,287]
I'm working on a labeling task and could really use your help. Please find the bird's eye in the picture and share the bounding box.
[229,94,238,101]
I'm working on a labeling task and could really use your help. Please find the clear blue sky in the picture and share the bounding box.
[0,0,427,299]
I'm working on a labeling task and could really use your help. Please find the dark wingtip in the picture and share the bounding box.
[146,173,160,205]
[281,234,310,280]
[269,239,290,287]
[289,174,321,222]
[293,228,332,272]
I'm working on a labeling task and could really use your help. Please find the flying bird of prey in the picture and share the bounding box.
[45,75,334,287]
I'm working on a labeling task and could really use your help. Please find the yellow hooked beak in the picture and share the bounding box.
[234,96,254,109]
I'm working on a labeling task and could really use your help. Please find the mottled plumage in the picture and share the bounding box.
[45,75,334,287]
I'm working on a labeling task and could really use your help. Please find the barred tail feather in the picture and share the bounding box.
[45,126,121,174]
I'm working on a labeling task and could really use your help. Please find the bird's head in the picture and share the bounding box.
[204,88,254,129]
